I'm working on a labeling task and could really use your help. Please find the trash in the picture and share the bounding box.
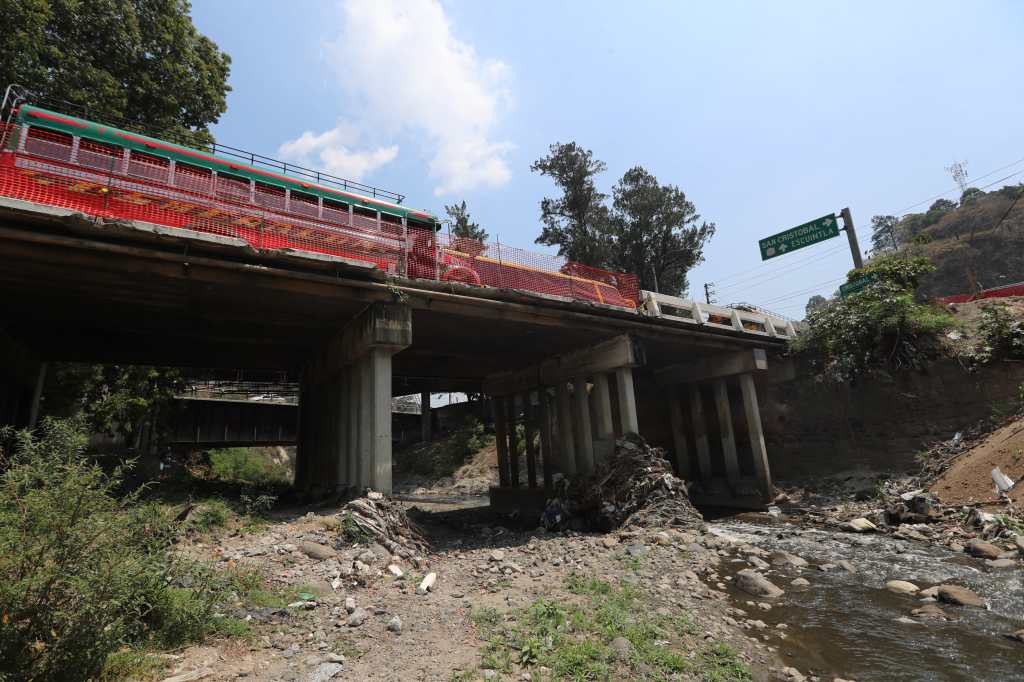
[335,494,428,554]
[542,434,702,532]
[992,467,1016,496]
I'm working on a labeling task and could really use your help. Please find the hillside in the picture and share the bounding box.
[884,185,1024,299]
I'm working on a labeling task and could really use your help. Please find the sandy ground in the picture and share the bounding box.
[932,416,1024,506]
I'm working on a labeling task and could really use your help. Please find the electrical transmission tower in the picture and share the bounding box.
[945,160,969,194]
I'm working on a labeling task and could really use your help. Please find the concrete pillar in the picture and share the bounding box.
[335,369,350,494]
[506,394,520,487]
[615,366,639,434]
[366,347,393,493]
[668,389,690,478]
[493,395,512,487]
[346,366,361,490]
[27,362,47,429]
[713,378,740,489]
[420,390,432,442]
[555,382,577,475]
[524,391,539,488]
[739,373,773,499]
[688,384,712,485]
[538,389,555,494]
[592,373,614,439]
[572,376,595,474]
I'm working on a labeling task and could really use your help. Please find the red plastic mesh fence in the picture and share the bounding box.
[0,123,639,308]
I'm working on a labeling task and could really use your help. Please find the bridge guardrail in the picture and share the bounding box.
[639,290,799,340]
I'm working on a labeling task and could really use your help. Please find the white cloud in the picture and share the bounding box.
[277,124,398,181]
[279,0,513,195]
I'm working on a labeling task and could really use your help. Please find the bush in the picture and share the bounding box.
[209,447,290,486]
[396,416,490,479]
[793,257,955,382]
[971,303,1024,365]
[0,419,230,681]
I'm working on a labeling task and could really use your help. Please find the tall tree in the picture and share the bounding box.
[869,214,900,254]
[609,166,716,296]
[0,0,231,146]
[444,200,488,242]
[805,294,827,318]
[531,142,613,266]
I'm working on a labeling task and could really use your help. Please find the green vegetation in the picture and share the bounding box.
[446,200,489,243]
[531,142,715,296]
[209,447,291,487]
[469,574,749,681]
[394,416,491,480]
[0,419,277,681]
[793,256,956,383]
[969,303,1024,365]
[0,0,232,147]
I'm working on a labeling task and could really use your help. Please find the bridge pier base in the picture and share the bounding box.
[295,303,411,496]
[655,349,774,508]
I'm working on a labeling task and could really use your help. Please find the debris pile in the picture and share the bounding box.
[544,434,702,532]
[337,492,428,556]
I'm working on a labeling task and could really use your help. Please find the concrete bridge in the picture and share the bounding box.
[0,196,795,508]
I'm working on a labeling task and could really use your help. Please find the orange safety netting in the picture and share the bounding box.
[0,123,639,308]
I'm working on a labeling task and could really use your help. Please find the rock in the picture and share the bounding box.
[817,563,837,572]
[1007,629,1024,643]
[387,615,402,633]
[652,531,672,545]
[987,558,1017,569]
[911,604,950,620]
[489,550,506,562]
[601,536,619,548]
[609,636,633,660]
[735,569,784,598]
[625,544,649,558]
[780,666,806,681]
[936,584,985,607]
[747,556,771,570]
[387,564,404,578]
[769,551,808,569]
[482,671,497,680]
[344,597,357,614]
[918,586,940,598]
[299,541,336,561]
[417,572,437,595]
[356,549,377,564]
[318,515,341,531]
[1015,535,1024,552]
[842,518,877,533]
[966,540,1003,560]
[885,580,919,595]
[837,560,857,573]
[305,662,344,682]
[790,577,810,589]
[346,608,368,627]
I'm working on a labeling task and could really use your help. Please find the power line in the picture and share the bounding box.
[757,277,847,306]
[714,245,848,295]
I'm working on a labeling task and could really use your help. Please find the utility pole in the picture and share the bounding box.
[703,282,715,304]
[839,207,864,270]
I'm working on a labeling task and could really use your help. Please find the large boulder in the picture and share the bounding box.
[965,539,1002,560]
[885,580,919,595]
[736,569,784,598]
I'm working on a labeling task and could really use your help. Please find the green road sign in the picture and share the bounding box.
[839,272,877,297]
[759,214,840,261]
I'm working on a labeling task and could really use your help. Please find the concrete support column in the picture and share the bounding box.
[555,382,577,475]
[346,365,361,489]
[335,369,351,494]
[571,376,595,474]
[420,390,432,443]
[688,384,712,485]
[366,347,393,493]
[713,378,740,489]
[591,372,615,463]
[738,372,773,499]
[615,366,639,434]
[668,388,690,479]
[493,395,512,487]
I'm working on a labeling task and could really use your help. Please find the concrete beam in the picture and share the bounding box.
[316,302,412,377]
[654,348,767,386]
[483,334,643,396]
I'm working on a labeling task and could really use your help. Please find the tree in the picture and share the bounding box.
[869,214,900,253]
[531,142,613,266]
[608,166,715,296]
[805,294,827,318]
[0,0,231,146]
[444,200,488,242]
[960,187,984,205]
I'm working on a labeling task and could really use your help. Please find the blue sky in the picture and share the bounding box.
[190,0,1024,317]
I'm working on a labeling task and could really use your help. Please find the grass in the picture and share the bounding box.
[469,574,751,681]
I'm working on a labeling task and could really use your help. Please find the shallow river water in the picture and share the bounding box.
[709,520,1024,682]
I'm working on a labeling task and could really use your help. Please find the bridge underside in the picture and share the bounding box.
[0,198,789,507]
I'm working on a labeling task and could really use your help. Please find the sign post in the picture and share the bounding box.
[758,214,840,261]
[839,272,877,297]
